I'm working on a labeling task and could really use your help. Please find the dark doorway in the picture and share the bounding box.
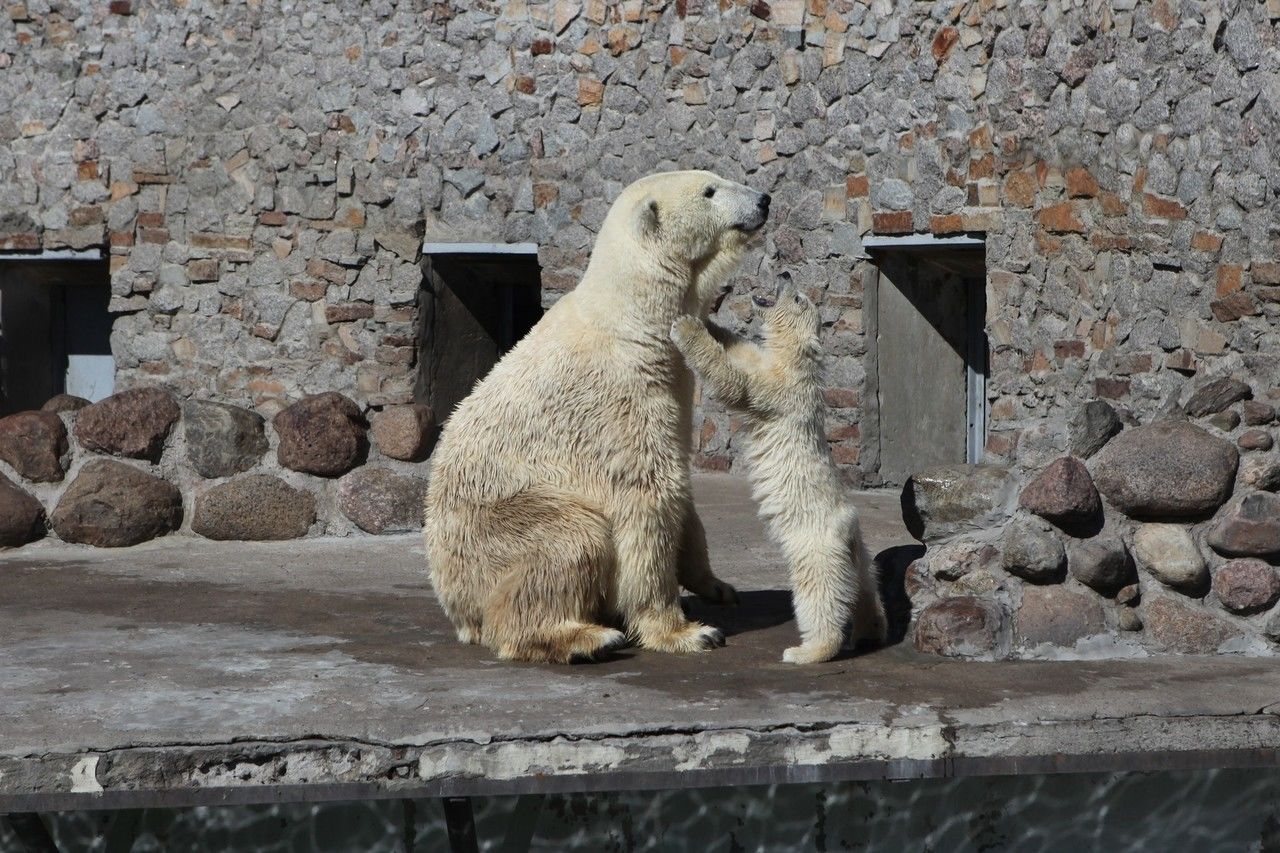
[0,257,114,415]
[415,251,543,425]
[866,245,987,486]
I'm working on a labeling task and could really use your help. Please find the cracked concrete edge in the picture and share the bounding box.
[3,714,1280,811]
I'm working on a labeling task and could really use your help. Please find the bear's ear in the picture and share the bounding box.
[637,197,660,237]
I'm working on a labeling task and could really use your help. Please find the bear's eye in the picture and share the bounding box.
[703,186,716,199]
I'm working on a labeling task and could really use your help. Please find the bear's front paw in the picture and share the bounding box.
[696,578,740,607]
[670,315,703,346]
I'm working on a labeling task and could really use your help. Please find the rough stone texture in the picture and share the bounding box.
[1091,421,1238,519]
[0,411,68,482]
[1237,430,1273,452]
[191,475,316,541]
[919,537,1000,583]
[74,388,180,462]
[1241,401,1276,426]
[183,401,269,478]
[370,404,436,462]
[1206,410,1241,433]
[1014,586,1105,648]
[1206,493,1280,558]
[1066,534,1135,596]
[40,394,90,414]
[1068,401,1123,459]
[1131,523,1208,594]
[337,467,429,534]
[1000,519,1066,583]
[913,597,999,657]
[1144,598,1241,654]
[1183,378,1252,417]
[1214,559,1280,615]
[51,460,182,547]
[1018,457,1100,525]
[274,393,367,477]
[0,475,45,547]
[1240,456,1280,492]
[901,465,1013,542]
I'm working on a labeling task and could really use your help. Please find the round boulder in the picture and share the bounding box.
[74,387,180,462]
[370,404,437,462]
[338,467,429,534]
[1000,518,1067,583]
[51,460,182,547]
[1205,492,1280,558]
[1241,401,1276,426]
[1131,523,1207,594]
[0,474,45,547]
[273,392,367,477]
[0,410,68,482]
[1018,457,1101,526]
[1091,419,1238,519]
[901,464,1014,543]
[40,393,90,413]
[1238,430,1274,452]
[183,400,268,478]
[1214,559,1280,615]
[1066,533,1136,595]
[913,597,1000,657]
[192,475,315,541]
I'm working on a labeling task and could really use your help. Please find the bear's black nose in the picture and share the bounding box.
[758,193,772,210]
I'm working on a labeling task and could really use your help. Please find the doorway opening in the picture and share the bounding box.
[416,244,543,425]
[864,237,987,486]
[0,254,114,415]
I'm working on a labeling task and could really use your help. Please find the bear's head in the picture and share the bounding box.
[756,278,822,362]
[596,170,770,316]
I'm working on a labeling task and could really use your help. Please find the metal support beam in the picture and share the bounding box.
[442,796,479,853]
[3,812,59,853]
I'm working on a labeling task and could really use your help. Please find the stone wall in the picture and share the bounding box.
[2,0,1279,485]
[0,387,433,547]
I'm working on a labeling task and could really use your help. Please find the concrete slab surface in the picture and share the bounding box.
[2,473,1279,811]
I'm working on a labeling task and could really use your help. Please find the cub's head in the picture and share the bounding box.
[606,170,770,314]
[755,279,822,362]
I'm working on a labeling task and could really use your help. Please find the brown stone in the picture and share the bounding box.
[845,174,869,197]
[1216,265,1243,296]
[1206,492,1280,558]
[0,473,45,547]
[273,392,368,477]
[1185,377,1252,416]
[1018,457,1101,526]
[1242,401,1276,425]
[1144,597,1241,653]
[1037,202,1084,233]
[1015,585,1105,648]
[1142,193,1187,220]
[1252,261,1280,285]
[872,211,913,234]
[1238,430,1274,452]
[192,475,315,541]
[914,597,1000,657]
[1002,171,1036,206]
[1091,420,1238,519]
[1191,231,1223,252]
[337,467,429,534]
[1214,559,1280,615]
[51,460,182,547]
[324,302,375,323]
[931,26,958,63]
[1210,292,1259,322]
[74,387,180,462]
[41,393,90,413]
[370,404,437,462]
[1064,167,1099,198]
[0,411,68,482]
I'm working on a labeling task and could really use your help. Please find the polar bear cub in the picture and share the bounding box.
[671,282,887,663]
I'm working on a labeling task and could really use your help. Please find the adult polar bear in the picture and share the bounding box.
[426,170,770,663]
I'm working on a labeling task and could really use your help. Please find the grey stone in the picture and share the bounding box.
[1240,455,1280,491]
[1068,400,1123,458]
[192,475,316,541]
[0,474,45,547]
[184,401,269,478]
[1237,430,1273,452]
[51,460,182,547]
[1066,533,1136,595]
[1091,420,1238,519]
[1184,377,1251,417]
[1018,457,1101,526]
[1241,401,1275,426]
[1205,410,1241,432]
[1132,523,1207,594]
[337,467,428,534]
[1145,597,1241,654]
[901,465,1014,542]
[1015,585,1105,648]
[1214,559,1280,615]
[1206,492,1280,558]
[1223,15,1262,71]
[874,178,914,211]
[1001,519,1067,583]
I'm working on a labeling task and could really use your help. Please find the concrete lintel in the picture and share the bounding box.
[0,249,104,261]
[862,235,985,249]
[422,242,539,255]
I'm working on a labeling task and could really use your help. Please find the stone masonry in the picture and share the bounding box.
[2,0,1276,487]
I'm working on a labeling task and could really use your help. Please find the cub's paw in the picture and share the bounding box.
[568,628,629,664]
[670,315,703,346]
[782,642,839,664]
[695,578,740,607]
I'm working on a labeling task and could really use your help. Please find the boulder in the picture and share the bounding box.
[74,387,180,462]
[1214,559,1280,615]
[1205,492,1280,558]
[1091,420,1237,518]
[1000,519,1067,583]
[0,411,68,482]
[1238,430,1274,452]
[370,404,437,462]
[0,475,45,547]
[273,392,367,477]
[1066,533,1136,595]
[1205,410,1241,432]
[40,393,90,413]
[337,467,429,534]
[191,475,315,541]
[1014,585,1105,648]
[1240,455,1280,491]
[913,597,1000,657]
[1068,400,1123,458]
[1184,377,1251,417]
[183,401,268,478]
[1144,597,1242,653]
[51,460,182,547]
[919,537,1000,582]
[1131,523,1208,594]
[901,464,1014,542]
[1241,401,1276,426]
[1018,457,1101,525]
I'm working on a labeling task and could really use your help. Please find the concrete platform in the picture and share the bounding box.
[2,473,1279,812]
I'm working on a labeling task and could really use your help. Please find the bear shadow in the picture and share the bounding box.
[683,589,796,637]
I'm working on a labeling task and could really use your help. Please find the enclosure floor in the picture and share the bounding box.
[3,473,1278,811]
